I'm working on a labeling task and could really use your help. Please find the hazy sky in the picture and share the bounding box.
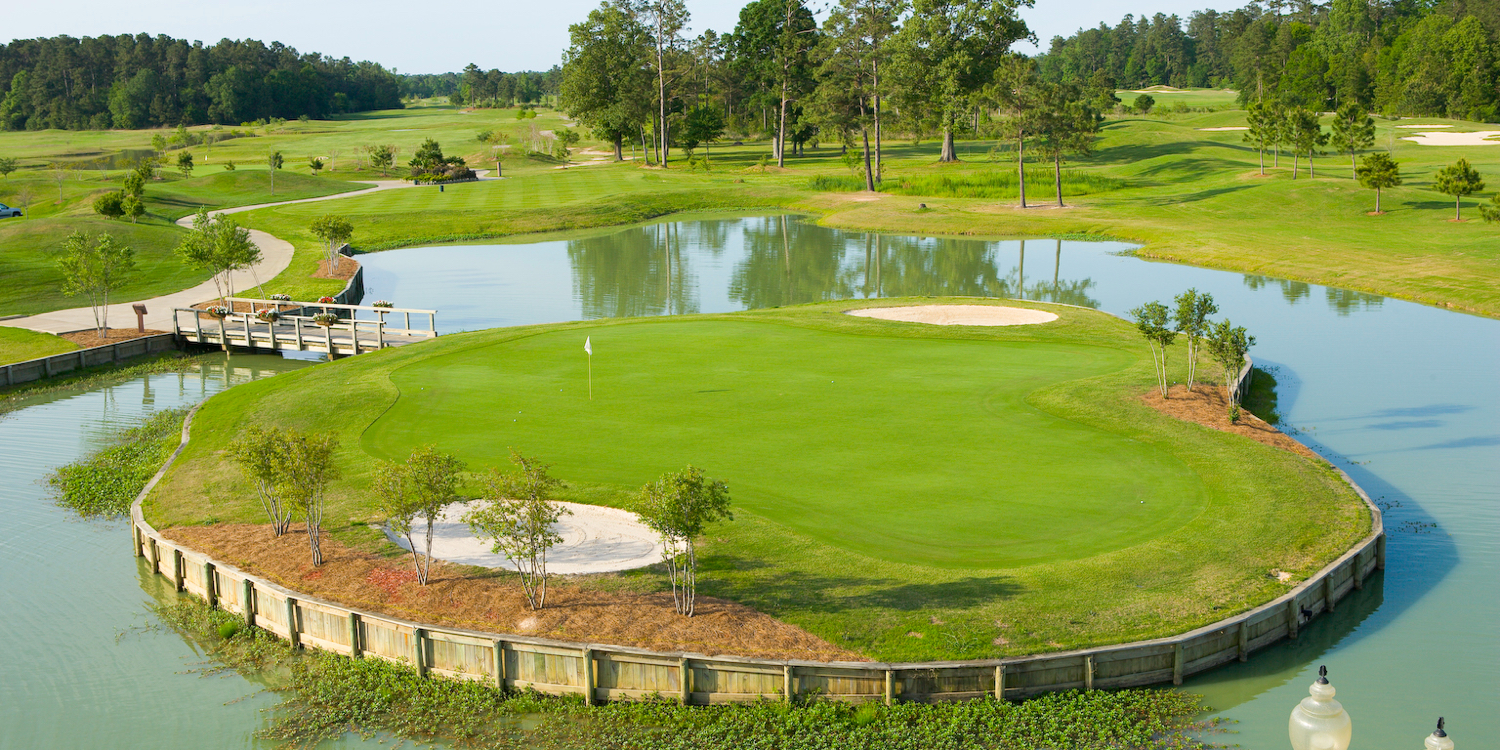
[5,0,1221,74]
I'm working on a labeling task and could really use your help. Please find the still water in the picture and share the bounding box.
[4,215,1495,748]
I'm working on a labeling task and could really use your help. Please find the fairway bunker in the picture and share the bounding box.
[388,501,664,574]
[847,304,1059,326]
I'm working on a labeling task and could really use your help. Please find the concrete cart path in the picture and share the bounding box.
[2,171,494,335]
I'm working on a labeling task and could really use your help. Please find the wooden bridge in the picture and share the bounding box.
[172,298,438,357]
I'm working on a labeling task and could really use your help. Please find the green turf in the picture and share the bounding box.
[363,319,1204,568]
[147,299,1368,660]
[145,170,365,220]
[0,326,78,364]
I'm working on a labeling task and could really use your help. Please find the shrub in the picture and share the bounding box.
[223,160,236,171]
[93,190,126,219]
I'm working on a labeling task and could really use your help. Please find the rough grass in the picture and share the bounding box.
[146,299,1369,662]
[0,325,78,364]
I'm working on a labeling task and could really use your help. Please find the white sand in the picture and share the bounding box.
[1197,126,1249,131]
[1395,124,1453,128]
[1400,130,1500,146]
[847,304,1058,326]
[388,501,663,574]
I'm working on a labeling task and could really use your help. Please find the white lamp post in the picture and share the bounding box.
[1425,719,1453,750]
[1290,665,1353,750]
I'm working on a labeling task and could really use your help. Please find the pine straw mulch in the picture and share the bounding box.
[311,258,360,280]
[161,523,862,662]
[1142,383,1320,461]
[59,328,168,347]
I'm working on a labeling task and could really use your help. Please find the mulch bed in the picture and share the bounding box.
[312,258,360,280]
[162,523,861,662]
[59,328,169,347]
[1142,384,1320,460]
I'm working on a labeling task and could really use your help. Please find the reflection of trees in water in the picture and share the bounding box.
[1244,274,1383,315]
[1012,239,1100,308]
[568,223,701,318]
[731,222,1100,309]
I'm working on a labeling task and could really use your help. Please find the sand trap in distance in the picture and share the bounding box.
[389,501,663,574]
[848,305,1059,326]
[1395,124,1453,128]
[1400,130,1500,146]
[1198,126,1249,131]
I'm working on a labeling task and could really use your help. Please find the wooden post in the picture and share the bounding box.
[1171,642,1184,685]
[377,320,385,349]
[203,562,217,608]
[148,538,160,577]
[324,322,334,356]
[295,317,305,349]
[678,657,690,705]
[1287,597,1300,639]
[495,641,506,689]
[1325,573,1336,613]
[1238,620,1249,662]
[243,579,255,627]
[172,548,185,591]
[1376,534,1386,570]
[349,613,361,657]
[286,598,300,647]
[581,648,595,705]
[884,669,894,706]
[994,663,1006,700]
[783,665,794,702]
[1084,655,1095,690]
[1354,555,1365,591]
[132,524,143,557]
[412,628,426,676]
[243,312,255,349]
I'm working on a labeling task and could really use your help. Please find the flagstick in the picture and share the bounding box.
[588,353,592,400]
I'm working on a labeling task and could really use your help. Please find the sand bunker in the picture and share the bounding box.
[389,501,663,574]
[1396,124,1453,128]
[1400,130,1500,146]
[1197,126,1249,131]
[847,304,1058,326]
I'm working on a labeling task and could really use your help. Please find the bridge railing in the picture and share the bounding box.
[225,297,438,339]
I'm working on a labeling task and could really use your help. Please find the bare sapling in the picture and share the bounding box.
[633,466,731,617]
[376,445,465,585]
[464,450,568,609]
[1207,319,1257,422]
[229,426,294,536]
[279,431,340,566]
[1129,301,1177,398]
[1173,288,1218,392]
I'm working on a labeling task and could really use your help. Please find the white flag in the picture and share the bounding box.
[584,336,592,356]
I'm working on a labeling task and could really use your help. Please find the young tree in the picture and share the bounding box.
[376,445,466,585]
[267,150,283,195]
[366,144,395,176]
[1128,300,1176,398]
[121,194,145,223]
[633,465,732,617]
[559,0,654,161]
[1434,158,1484,221]
[1329,101,1374,179]
[680,102,726,158]
[893,0,1030,163]
[1133,93,1155,114]
[0,156,18,178]
[1207,319,1256,420]
[1481,193,1500,224]
[327,147,340,172]
[1173,288,1218,392]
[229,427,294,537]
[464,450,570,609]
[309,214,354,274]
[992,55,1045,208]
[58,231,135,338]
[92,191,125,219]
[1243,101,1274,175]
[308,156,324,175]
[176,151,194,178]
[279,431,340,566]
[176,207,262,303]
[1356,152,1401,213]
[1287,107,1327,179]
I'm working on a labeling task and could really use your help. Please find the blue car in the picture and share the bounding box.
[0,203,21,218]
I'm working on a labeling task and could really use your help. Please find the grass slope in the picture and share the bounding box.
[0,326,78,364]
[0,215,204,316]
[147,299,1368,661]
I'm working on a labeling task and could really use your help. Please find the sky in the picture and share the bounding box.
[4,0,1224,74]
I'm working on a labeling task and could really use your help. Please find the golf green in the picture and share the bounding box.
[362,318,1208,569]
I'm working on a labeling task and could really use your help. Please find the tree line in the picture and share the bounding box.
[0,34,404,131]
[1037,0,1500,121]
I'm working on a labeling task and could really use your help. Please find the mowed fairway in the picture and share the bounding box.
[363,319,1206,568]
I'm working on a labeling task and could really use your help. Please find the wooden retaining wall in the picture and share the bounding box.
[131,385,1384,705]
[1,333,180,387]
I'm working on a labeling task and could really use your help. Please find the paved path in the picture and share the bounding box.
[3,171,494,335]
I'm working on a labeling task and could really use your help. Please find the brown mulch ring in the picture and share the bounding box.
[1143,384,1320,461]
[312,258,360,280]
[162,523,861,662]
[59,328,169,347]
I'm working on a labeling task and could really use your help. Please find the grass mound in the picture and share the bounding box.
[147,299,1368,661]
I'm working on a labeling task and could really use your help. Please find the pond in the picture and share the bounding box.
[3,215,1496,748]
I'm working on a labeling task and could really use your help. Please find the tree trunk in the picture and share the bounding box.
[613,134,623,161]
[1375,187,1381,213]
[1350,151,1356,180]
[873,66,882,183]
[1309,153,1315,179]
[1259,147,1264,175]
[939,128,957,162]
[1292,152,1299,179]
[777,78,789,168]
[862,128,875,192]
[1017,134,1028,208]
[1456,196,1462,221]
[1054,153,1064,207]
